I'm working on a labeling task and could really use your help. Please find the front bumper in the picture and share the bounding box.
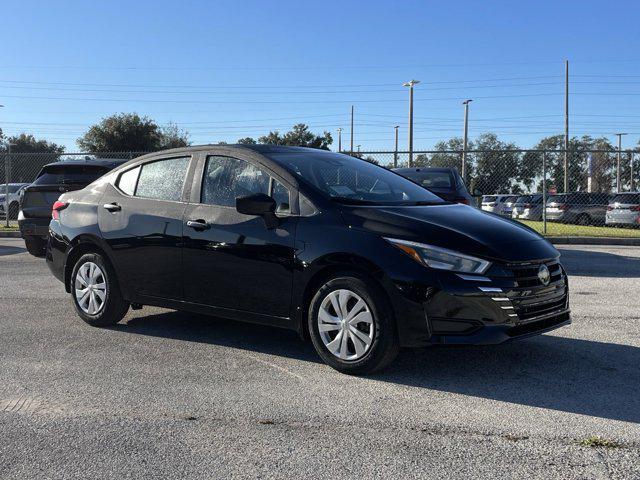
[384,257,570,347]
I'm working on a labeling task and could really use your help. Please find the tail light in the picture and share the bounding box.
[631,205,640,212]
[52,200,68,220]
[454,198,470,205]
[558,204,568,211]
[607,206,614,211]
[524,203,533,209]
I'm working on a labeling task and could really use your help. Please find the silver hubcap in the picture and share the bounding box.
[318,289,375,361]
[74,262,107,315]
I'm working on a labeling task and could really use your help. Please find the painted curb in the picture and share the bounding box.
[548,236,640,246]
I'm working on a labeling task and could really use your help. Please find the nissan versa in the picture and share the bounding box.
[46,145,570,374]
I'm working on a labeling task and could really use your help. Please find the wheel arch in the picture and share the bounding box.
[63,235,120,294]
[296,254,395,341]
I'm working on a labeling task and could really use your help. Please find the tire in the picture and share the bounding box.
[23,236,46,257]
[8,202,19,220]
[576,213,591,226]
[308,275,399,375]
[70,252,129,327]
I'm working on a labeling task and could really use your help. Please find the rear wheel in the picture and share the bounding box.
[577,213,591,225]
[308,275,399,375]
[70,252,129,327]
[23,236,46,257]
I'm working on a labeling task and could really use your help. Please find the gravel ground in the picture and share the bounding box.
[1,238,639,479]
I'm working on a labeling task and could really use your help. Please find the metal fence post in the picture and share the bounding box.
[4,147,10,228]
[542,151,547,235]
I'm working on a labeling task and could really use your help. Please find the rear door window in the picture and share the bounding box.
[134,157,190,201]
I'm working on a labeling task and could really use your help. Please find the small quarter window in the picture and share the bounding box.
[117,166,140,196]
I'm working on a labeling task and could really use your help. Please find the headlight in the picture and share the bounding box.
[384,238,491,274]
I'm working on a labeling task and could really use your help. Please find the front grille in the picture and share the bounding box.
[500,259,568,321]
[507,311,570,337]
[509,259,563,288]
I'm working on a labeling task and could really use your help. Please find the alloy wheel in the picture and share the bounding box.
[317,289,375,361]
[74,262,107,315]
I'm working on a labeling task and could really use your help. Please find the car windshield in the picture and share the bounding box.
[515,195,532,203]
[483,196,497,202]
[611,193,640,204]
[4,185,24,194]
[268,151,447,205]
[33,164,110,185]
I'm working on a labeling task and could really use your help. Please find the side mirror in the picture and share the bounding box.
[236,193,278,228]
[472,188,483,197]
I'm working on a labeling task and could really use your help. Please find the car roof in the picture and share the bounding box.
[42,158,130,169]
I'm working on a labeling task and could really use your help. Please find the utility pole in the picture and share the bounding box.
[631,151,635,192]
[564,60,569,193]
[393,125,399,168]
[350,105,354,153]
[337,128,342,152]
[615,133,627,193]
[403,79,420,167]
[4,143,11,228]
[461,99,473,185]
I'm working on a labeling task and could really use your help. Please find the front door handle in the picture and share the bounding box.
[186,219,210,231]
[103,202,121,212]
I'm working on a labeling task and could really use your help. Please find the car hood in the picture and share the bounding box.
[340,203,558,262]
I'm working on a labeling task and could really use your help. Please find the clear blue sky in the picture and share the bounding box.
[1,0,639,152]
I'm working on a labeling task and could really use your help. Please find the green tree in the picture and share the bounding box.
[77,113,190,152]
[0,132,65,154]
[472,133,520,194]
[238,124,332,149]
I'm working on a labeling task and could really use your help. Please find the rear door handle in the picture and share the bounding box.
[103,202,121,212]
[186,219,210,231]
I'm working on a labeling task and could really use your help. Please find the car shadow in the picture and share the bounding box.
[0,245,27,256]
[558,247,640,278]
[118,310,640,424]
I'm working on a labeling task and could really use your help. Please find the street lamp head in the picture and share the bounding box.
[403,79,421,87]
[462,99,473,105]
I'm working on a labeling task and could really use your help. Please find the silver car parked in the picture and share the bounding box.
[512,194,543,221]
[481,194,516,216]
[605,193,640,227]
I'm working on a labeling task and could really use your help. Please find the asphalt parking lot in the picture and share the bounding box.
[1,238,639,479]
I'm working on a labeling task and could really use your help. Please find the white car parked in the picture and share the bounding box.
[0,183,29,220]
[481,194,517,216]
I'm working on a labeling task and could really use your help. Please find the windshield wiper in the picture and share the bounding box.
[330,196,379,205]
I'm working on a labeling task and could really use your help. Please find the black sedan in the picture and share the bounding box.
[46,145,570,374]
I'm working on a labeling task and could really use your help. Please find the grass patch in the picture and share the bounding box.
[577,436,622,448]
[519,220,640,238]
[0,224,18,232]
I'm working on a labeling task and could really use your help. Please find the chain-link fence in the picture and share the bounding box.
[352,149,640,238]
[2,149,640,237]
[1,152,144,227]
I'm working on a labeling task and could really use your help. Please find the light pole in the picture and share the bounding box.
[393,125,399,168]
[356,144,361,153]
[350,105,354,153]
[462,99,473,185]
[615,132,627,193]
[403,79,420,167]
[337,128,342,152]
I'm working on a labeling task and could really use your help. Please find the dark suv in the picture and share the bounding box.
[545,192,611,226]
[46,145,570,375]
[19,158,127,256]
[393,167,476,205]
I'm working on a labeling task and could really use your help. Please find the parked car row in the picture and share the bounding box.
[0,183,29,220]
[481,191,640,227]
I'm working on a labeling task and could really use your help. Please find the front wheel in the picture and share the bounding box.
[308,275,399,375]
[70,252,129,327]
